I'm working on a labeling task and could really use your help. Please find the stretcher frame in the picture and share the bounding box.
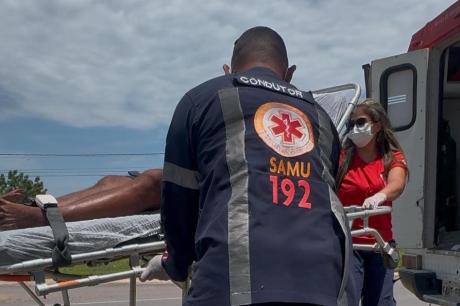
[344,206,400,267]
[0,82,398,305]
[0,240,166,306]
[312,82,361,138]
[0,208,398,306]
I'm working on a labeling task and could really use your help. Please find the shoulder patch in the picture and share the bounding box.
[254,102,315,157]
[234,75,313,103]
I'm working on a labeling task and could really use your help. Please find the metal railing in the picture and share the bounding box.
[312,83,361,138]
[344,205,400,266]
[0,241,165,306]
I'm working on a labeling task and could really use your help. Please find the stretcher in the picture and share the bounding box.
[0,82,398,305]
[312,82,361,139]
[0,240,165,306]
[314,83,400,266]
[0,213,167,306]
[344,205,400,269]
[0,208,398,306]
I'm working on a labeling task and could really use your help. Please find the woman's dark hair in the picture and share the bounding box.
[336,98,407,188]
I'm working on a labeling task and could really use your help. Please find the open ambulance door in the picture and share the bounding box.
[369,48,431,249]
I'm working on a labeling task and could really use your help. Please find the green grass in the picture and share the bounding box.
[59,258,136,276]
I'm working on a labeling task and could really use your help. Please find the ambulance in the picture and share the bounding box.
[364,2,460,303]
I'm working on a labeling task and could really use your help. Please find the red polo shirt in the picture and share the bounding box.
[338,150,407,244]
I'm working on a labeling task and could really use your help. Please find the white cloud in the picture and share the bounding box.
[0,0,454,128]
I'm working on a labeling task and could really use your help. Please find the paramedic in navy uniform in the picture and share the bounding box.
[140,26,352,306]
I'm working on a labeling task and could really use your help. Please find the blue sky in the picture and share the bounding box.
[0,0,455,195]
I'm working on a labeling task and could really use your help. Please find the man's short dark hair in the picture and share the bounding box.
[231,26,288,71]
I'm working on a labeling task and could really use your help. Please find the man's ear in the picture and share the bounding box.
[284,65,296,83]
[223,64,231,75]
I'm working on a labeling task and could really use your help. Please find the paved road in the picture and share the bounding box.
[0,280,429,306]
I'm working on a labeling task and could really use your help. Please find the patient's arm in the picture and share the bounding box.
[1,189,25,202]
[0,169,162,230]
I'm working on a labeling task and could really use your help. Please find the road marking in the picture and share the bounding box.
[68,297,181,305]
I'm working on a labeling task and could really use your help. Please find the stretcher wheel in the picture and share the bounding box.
[383,252,399,269]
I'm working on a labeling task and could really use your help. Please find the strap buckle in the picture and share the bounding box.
[35,194,58,210]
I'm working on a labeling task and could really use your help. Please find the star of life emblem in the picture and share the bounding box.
[254,102,314,157]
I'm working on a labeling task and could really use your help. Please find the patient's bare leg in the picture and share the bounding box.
[58,175,134,206]
[0,169,162,230]
[62,169,162,221]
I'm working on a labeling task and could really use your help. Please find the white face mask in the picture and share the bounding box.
[346,122,374,148]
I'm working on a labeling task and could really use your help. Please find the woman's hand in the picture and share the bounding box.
[362,192,387,209]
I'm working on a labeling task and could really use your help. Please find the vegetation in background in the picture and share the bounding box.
[0,170,47,203]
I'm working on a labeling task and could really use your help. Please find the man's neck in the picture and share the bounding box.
[233,62,284,79]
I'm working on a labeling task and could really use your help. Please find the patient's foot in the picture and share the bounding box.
[0,198,46,230]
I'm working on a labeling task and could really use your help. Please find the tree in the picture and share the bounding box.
[0,170,47,204]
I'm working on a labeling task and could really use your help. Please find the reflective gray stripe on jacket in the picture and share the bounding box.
[219,88,252,306]
[316,105,351,306]
[163,161,199,190]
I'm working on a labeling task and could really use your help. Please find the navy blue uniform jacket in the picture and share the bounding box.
[161,67,351,306]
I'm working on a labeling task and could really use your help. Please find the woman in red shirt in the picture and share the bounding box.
[337,99,408,306]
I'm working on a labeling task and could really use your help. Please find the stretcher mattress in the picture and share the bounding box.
[0,214,161,266]
[313,92,348,128]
